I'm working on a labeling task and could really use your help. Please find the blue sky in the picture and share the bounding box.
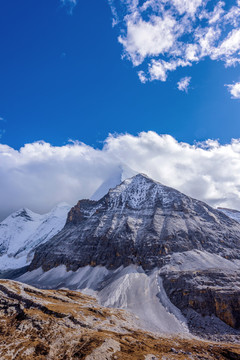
[2,0,240,218]
[0,0,240,149]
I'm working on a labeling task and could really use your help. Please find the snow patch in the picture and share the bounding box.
[17,264,189,334]
[160,250,240,273]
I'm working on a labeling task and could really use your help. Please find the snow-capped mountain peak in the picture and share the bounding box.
[10,208,38,221]
[106,173,183,210]
[0,203,71,271]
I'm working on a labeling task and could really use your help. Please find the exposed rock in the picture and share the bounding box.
[161,268,240,336]
[29,174,240,272]
[1,279,240,360]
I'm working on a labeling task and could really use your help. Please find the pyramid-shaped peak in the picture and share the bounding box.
[131,173,153,180]
[105,173,177,210]
[131,173,152,181]
[116,173,165,192]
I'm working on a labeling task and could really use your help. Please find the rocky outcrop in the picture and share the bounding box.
[30,174,240,272]
[1,279,240,360]
[161,269,240,335]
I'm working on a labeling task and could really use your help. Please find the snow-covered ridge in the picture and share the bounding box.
[217,207,240,223]
[107,173,182,209]
[0,203,71,271]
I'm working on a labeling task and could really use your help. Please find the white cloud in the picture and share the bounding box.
[172,0,203,17]
[202,1,225,25]
[108,0,119,26]
[2,132,240,220]
[141,58,190,82]
[138,70,147,83]
[60,0,77,14]
[196,26,221,58]
[119,14,178,66]
[185,43,199,61]
[149,59,191,81]
[177,76,191,92]
[224,5,240,26]
[226,82,240,98]
[213,28,240,61]
[109,0,240,91]
[148,59,170,82]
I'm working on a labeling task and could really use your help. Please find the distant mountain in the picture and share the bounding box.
[0,203,71,271]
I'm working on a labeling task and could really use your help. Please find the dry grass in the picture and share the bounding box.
[0,280,240,360]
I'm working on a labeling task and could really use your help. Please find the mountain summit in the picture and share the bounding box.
[10,174,240,339]
[0,203,71,271]
[30,174,240,272]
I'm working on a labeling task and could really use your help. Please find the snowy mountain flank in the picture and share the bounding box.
[218,207,240,224]
[1,174,240,341]
[30,174,240,271]
[0,203,71,271]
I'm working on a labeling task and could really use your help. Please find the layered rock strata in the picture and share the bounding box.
[30,174,240,272]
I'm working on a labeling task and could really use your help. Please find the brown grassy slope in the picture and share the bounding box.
[0,280,240,360]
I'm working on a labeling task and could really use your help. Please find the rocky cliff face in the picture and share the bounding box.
[161,268,240,338]
[30,174,240,272]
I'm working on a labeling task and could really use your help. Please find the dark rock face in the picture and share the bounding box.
[30,174,240,272]
[161,269,240,333]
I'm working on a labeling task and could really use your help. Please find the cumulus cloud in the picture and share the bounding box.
[226,82,240,98]
[177,76,191,92]
[109,0,240,89]
[1,132,240,220]
[118,14,179,66]
[147,59,190,82]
